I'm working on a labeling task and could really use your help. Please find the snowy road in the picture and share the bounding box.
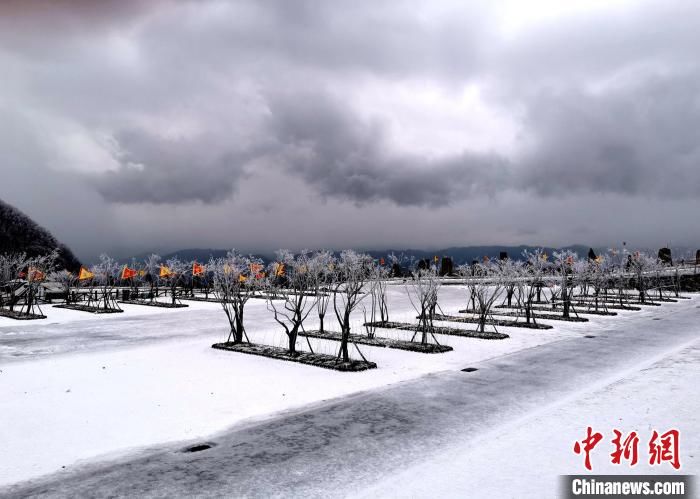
[3,296,698,498]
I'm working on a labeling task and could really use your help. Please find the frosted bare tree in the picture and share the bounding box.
[49,269,77,304]
[405,263,441,345]
[459,261,504,334]
[89,254,121,311]
[499,257,523,308]
[308,250,334,333]
[210,250,263,344]
[516,249,551,324]
[332,250,371,364]
[266,250,317,354]
[143,254,162,301]
[629,251,658,304]
[0,252,27,311]
[163,257,189,305]
[15,250,58,316]
[552,250,579,318]
[363,260,390,339]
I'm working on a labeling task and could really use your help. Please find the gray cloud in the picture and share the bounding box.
[265,91,508,206]
[93,129,249,204]
[1,0,699,259]
[515,68,700,198]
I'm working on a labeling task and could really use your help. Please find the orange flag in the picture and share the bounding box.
[159,266,173,278]
[566,255,574,265]
[274,262,285,277]
[192,262,205,276]
[238,274,247,282]
[78,267,95,280]
[121,266,138,280]
[379,258,385,266]
[28,267,45,282]
[250,263,263,274]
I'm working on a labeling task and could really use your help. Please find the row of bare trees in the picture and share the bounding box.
[208,249,380,364]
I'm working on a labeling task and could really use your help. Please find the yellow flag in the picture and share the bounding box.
[159,266,173,278]
[78,267,95,280]
[239,274,247,282]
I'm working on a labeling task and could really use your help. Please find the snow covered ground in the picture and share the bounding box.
[0,284,697,495]
[360,341,700,498]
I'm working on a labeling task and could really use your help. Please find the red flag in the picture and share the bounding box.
[192,262,205,276]
[121,266,138,280]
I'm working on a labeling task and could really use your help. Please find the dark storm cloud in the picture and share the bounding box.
[93,129,252,204]
[2,0,700,258]
[515,68,700,197]
[266,92,507,206]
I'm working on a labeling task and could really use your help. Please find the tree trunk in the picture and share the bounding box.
[289,325,298,354]
[340,310,350,362]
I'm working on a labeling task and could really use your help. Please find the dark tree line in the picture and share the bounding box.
[0,198,81,272]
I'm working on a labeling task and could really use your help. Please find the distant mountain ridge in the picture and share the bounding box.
[0,198,81,271]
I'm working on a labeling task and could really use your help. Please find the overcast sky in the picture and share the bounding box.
[1,0,699,261]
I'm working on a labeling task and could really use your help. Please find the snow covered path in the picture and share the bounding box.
[3,295,698,498]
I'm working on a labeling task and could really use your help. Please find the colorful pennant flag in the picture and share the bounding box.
[238,274,247,282]
[121,266,138,280]
[192,262,205,276]
[274,262,286,277]
[159,265,173,278]
[78,267,95,280]
[28,267,45,282]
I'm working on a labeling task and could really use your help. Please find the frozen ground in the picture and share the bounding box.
[0,286,697,497]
